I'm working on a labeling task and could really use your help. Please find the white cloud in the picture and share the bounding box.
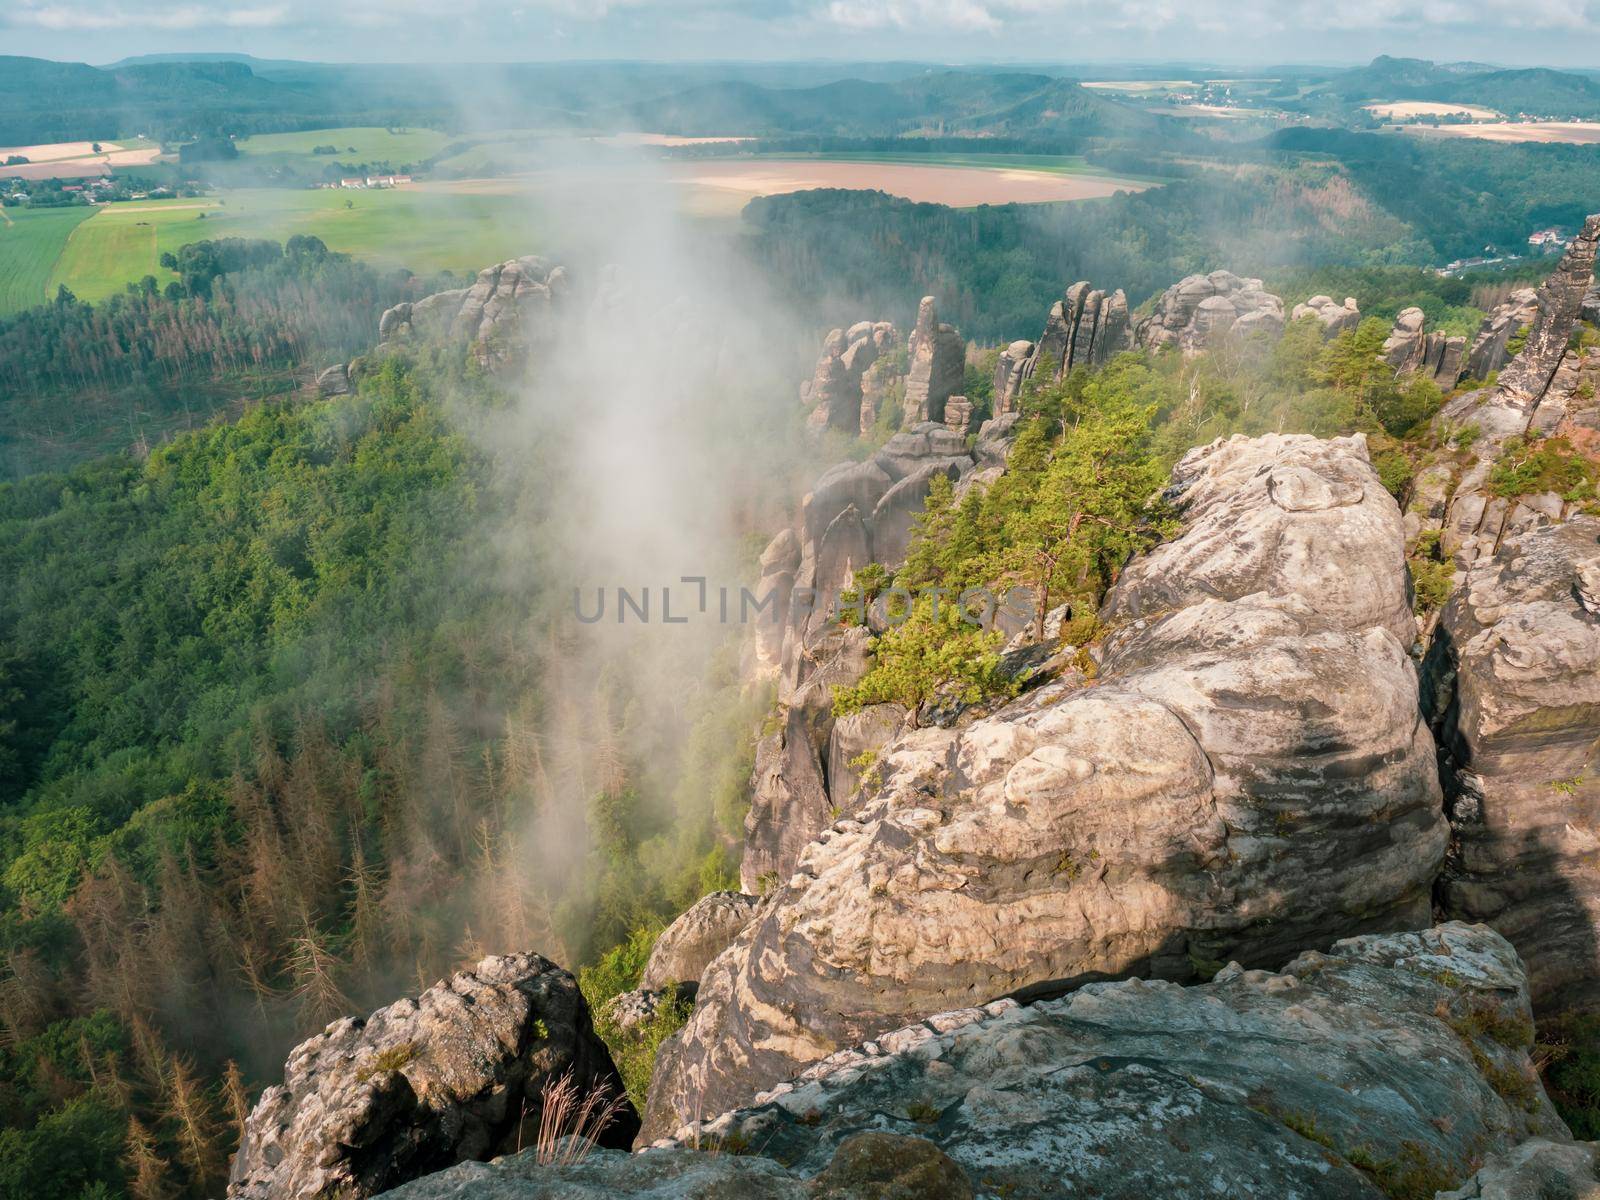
[816,0,1599,36]
[12,3,290,31]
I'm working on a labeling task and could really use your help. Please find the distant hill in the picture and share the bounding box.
[613,72,1160,140]
[1323,55,1600,119]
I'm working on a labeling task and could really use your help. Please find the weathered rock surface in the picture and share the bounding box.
[375,257,563,372]
[1292,293,1361,335]
[377,1132,971,1199]
[228,954,636,1200]
[656,924,1568,1200]
[1021,282,1133,391]
[640,892,761,992]
[1383,306,1467,390]
[1425,214,1600,568]
[990,338,1033,415]
[1137,270,1285,355]
[902,297,965,427]
[645,431,1444,1137]
[1437,1137,1600,1199]
[1425,516,1600,1013]
[802,322,899,434]
[1467,287,1540,381]
[316,363,351,396]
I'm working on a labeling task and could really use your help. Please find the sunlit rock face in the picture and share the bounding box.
[644,431,1445,1138]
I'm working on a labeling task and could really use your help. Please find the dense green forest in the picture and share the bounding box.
[0,237,455,480]
[0,348,763,1198]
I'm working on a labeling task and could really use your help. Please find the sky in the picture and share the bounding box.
[4,0,1600,68]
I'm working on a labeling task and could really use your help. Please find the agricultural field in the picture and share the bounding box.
[664,157,1158,211]
[0,205,95,314]
[1402,120,1600,144]
[42,187,543,301]
[0,138,164,180]
[233,126,454,166]
[1365,101,1504,120]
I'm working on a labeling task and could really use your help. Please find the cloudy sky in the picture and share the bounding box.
[4,0,1600,67]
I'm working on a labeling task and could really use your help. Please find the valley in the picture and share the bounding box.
[2,36,1600,1200]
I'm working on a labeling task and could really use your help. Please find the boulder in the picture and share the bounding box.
[644,432,1444,1136]
[656,924,1567,1200]
[316,363,351,396]
[375,1132,970,1199]
[640,892,761,992]
[1437,1138,1600,1199]
[1424,516,1600,1012]
[228,954,636,1200]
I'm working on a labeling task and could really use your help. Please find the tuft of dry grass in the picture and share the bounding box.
[532,1071,627,1167]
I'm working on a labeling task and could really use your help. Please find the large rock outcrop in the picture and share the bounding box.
[229,954,636,1200]
[1467,287,1540,381]
[1423,214,1600,568]
[1137,271,1285,355]
[644,431,1445,1137]
[801,321,899,435]
[742,423,977,891]
[374,257,564,372]
[1425,517,1600,1013]
[1383,306,1467,390]
[902,297,965,426]
[653,924,1570,1199]
[1438,1137,1600,1199]
[1018,282,1132,394]
[1292,293,1362,336]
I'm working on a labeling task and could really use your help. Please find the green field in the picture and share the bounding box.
[234,126,455,165]
[0,206,95,314]
[43,188,543,302]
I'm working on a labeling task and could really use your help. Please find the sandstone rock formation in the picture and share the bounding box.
[1383,306,1467,390]
[1420,214,1600,568]
[639,891,761,992]
[1291,293,1361,335]
[902,297,965,426]
[1437,1137,1600,1199]
[990,338,1033,415]
[316,363,351,396]
[1018,282,1132,394]
[654,924,1569,1199]
[377,1132,971,1199]
[741,420,979,893]
[644,431,1444,1137]
[1137,271,1285,355]
[375,257,564,373]
[1467,287,1540,381]
[228,954,636,1200]
[1425,517,1600,1013]
[801,321,899,434]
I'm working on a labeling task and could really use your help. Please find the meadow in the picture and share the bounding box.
[41,187,543,302]
[0,205,95,313]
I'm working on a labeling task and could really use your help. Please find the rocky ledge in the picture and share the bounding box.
[651,924,1573,1199]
